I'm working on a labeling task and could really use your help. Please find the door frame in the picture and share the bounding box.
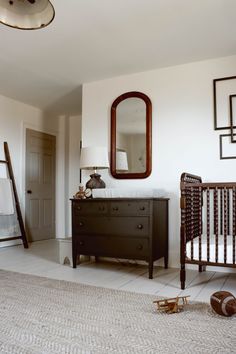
[22,123,58,240]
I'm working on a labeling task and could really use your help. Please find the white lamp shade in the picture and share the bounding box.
[116,151,128,171]
[0,0,55,30]
[80,146,109,170]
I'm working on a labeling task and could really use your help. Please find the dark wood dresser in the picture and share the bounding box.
[71,198,169,278]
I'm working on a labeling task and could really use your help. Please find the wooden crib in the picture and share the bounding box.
[180,172,236,290]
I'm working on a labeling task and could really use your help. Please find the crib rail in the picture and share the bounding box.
[181,175,236,266]
[180,173,236,289]
[182,182,236,189]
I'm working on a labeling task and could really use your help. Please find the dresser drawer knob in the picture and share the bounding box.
[79,222,84,227]
[137,244,143,250]
[99,206,105,211]
[113,207,119,211]
[137,224,143,230]
[77,206,81,211]
[79,240,84,246]
[140,206,145,211]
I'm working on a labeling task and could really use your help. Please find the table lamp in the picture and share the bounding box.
[80,146,109,189]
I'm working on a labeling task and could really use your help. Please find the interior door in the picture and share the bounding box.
[25,129,56,241]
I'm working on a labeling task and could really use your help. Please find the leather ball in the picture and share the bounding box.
[210,291,236,317]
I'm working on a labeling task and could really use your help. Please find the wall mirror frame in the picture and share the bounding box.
[110,91,152,179]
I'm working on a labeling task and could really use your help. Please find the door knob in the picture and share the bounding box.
[27,190,32,194]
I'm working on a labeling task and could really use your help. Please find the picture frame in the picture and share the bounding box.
[229,94,236,143]
[219,133,236,159]
[213,76,236,130]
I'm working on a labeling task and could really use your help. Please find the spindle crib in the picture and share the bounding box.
[180,172,236,290]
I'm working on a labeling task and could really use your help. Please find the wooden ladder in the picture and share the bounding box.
[0,142,28,248]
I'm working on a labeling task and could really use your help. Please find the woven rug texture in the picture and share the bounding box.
[0,269,235,354]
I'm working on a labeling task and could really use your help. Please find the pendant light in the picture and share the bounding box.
[0,0,55,30]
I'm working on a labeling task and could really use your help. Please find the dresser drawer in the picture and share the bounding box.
[73,201,108,215]
[110,201,150,216]
[73,216,111,235]
[76,235,149,259]
[73,216,149,237]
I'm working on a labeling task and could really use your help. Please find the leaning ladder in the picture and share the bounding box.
[0,142,28,248]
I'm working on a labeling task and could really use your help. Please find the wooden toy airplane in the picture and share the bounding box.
[153,295,190,314]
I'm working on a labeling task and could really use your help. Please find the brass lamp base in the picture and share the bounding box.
[86,173,106,189]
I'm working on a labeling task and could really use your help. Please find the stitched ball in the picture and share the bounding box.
[210,291,236,317]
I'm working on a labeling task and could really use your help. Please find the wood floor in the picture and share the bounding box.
[0,240,235,303]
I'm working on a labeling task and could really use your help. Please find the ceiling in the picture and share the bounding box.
[0,0,236,115]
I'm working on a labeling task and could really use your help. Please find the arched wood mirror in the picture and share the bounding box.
[110,91,152,179]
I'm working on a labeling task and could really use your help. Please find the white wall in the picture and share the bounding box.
[66,115,82,237]
[0,94,68,244]
[82,54,236,267]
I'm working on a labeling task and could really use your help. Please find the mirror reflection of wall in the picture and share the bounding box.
[116,97,146,174]
[116,134,146,173]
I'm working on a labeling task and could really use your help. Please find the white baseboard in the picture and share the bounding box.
[57,238,90,266]
[0,240,21,248]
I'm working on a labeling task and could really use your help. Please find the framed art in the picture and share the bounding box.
[213,76,236,130]
[230,94,236,143]
[219,133,236,159]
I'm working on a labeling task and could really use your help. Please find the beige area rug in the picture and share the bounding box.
[0,270,235,354]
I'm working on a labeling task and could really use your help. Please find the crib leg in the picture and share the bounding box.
[164,254,168,269]
[180,265,186,290]
[199,265,206,272]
